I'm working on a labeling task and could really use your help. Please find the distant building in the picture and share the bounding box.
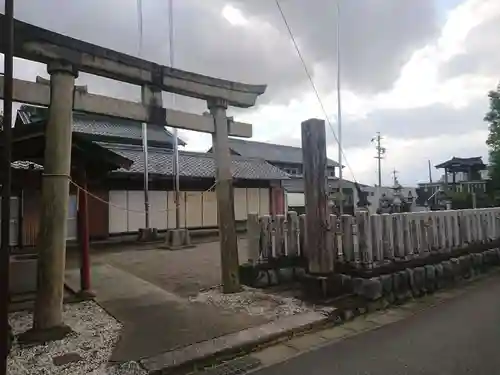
[418,157,489,198]
[220,138,360,214]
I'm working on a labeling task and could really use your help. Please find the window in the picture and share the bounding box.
[284,167,299,175]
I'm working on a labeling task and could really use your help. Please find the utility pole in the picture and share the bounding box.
[428,160,433,183]
[371,132,386,187]
[137,0,151,232]
[1,0,14,370]
[335,0,343,215]
[169,0,181,230]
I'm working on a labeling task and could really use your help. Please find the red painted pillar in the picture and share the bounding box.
[77,169,93,297]
[271,187,285,215]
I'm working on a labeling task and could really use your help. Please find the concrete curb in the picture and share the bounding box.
[139,311,331,374]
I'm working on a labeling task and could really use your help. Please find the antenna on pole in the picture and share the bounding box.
[371,132,386,187]
[428,160,433,183]
[392,168,399,186]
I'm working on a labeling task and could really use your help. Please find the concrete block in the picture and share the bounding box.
[413,267,426,295]
[352,278,364,295]
[495,249,500,265]
[442,260,454,284]
[380,274,393,296]
[424,265,437,293]
[435,263,445,289]
[277,268,294,283]
[268,269,279,286]
[405,268,416,296]
[484,249,496,266]
[393,271,411,302]
[471,253,482,271]
[354,277,383,301]
[459,255,472,279]
[450,258,461,282]
[254,270,272,288]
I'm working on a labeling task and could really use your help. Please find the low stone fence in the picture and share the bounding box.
[239,208,500,293]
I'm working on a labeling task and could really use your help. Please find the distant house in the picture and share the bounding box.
[209,138,358,214]
[418,157,489,198]
[10,105,289,247]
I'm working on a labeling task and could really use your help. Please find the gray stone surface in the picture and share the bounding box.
[471,253,483,271]
[413,267,426,295]
[140,312,326,373]
[424,265,436,292]
[435,263,445,289]
[253,270,500,375]
[66,264,268,362]
[354,277,382,301]
[380,274,393,296]
[442,260,453,284]
[406,268,416,295]
[450,258,461,281]
[393,271,410,302]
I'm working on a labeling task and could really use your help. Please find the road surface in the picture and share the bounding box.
[254,274,500,375]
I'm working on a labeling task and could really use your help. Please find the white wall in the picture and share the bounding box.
[108,188,270,233]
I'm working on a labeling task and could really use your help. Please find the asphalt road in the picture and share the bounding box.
[254,275,500,375]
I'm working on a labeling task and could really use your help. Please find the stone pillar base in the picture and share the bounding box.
[75,289,96,300]
[162,229,193,250]
[18,324,72,346]
[137,228,159,242]
[301,273,352,302]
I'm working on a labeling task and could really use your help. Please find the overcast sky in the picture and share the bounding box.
[1,0,499,186]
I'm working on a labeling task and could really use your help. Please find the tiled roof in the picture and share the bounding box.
[99,143,289,181]
[17,105,186,146]
[11,161,43,170]
[226,138,340,168]
[435,157,486,169]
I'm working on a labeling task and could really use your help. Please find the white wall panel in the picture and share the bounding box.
[247,188,260,216]
[234,188,247,221]
[127,191,145,232]
[149,191,168,230]
[202,190,218,227]
[186,191,203,228]
[167,191,187,228]
[109,191,128,233]
[259,188,270,216]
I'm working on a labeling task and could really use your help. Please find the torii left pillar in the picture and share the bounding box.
[20,61,77,343]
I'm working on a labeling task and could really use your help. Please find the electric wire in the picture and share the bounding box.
[274,0,358,184]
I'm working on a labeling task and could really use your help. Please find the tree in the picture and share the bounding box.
[485,83,500,194]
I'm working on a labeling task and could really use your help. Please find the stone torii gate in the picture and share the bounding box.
[0,15,266,342]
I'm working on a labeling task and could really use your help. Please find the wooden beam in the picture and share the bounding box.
[0,76,252,138]
[301,118,334,274]
[0,15,266,108]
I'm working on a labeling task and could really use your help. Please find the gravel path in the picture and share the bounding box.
[8,301,145,375]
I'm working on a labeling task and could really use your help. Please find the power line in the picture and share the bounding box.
[274,0,358,184]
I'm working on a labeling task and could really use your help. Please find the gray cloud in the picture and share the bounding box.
[440,11,500,80]
[267,97,490,153]
[231,0,439,94]
[4,0,438,109]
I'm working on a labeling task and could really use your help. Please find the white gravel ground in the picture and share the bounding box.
[7,301,146,375]
[190,286,315,320]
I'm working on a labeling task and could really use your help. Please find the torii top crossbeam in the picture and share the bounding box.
[0,14,266,108]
